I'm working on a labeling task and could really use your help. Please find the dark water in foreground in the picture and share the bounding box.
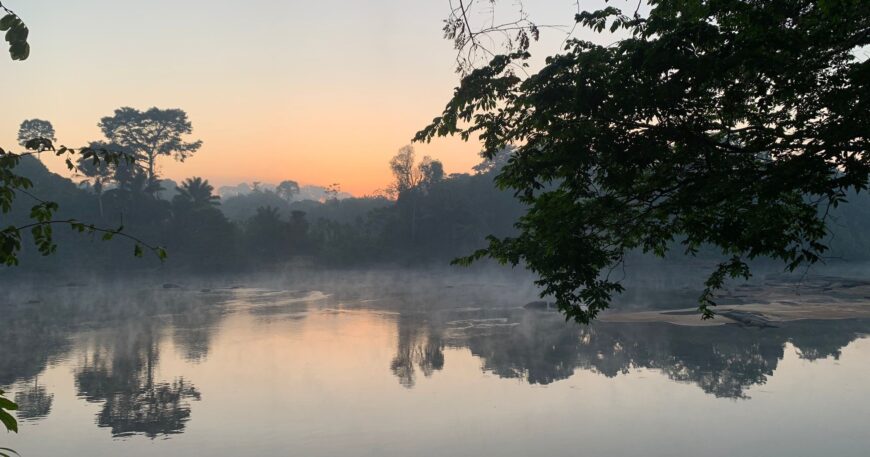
[2,280,870,456]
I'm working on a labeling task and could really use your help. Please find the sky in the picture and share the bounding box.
[1,0,613,196]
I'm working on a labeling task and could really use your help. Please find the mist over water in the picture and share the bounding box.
[1,0,868,455]
[2,269,870,457]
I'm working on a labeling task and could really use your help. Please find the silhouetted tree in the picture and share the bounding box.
[472,145,514,175]
[222,188,290,222]
[17,119,55,150]
[98,107,202,190]
[418,156,445,192]
[76,141,139,217]
[276,180,300,202]
[175,177,219,209]
[324,183,342,202]
[388,146,445,196]
[420,0,870,323]
[389,146,422,196]
[166,177,236,270]
[0,6,163,435]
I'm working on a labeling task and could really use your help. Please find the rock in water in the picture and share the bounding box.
[720,310,777,328]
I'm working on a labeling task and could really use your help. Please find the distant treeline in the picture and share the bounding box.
[5,146,870,275]
[4,147,523,273]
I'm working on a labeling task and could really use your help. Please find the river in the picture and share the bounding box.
[2,274,869,456]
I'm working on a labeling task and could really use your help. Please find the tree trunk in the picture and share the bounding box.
[147,154,156,192]
[411,200,417,244]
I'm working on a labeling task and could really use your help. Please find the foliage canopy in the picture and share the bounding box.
[418,0,870,323]
[98,107,202,188]
[17,120,55,149]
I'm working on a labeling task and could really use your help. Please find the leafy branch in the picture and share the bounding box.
[0,1,29,60]
[428,0,870,323]
[1,139,168,265]
[444,0,549,74]
[0,390,16,434]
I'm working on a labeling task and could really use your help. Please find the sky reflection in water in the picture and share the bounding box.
[2,282,869,457]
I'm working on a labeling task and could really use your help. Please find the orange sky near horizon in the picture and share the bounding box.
[0,0,613,196]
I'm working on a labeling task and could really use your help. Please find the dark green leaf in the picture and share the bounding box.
[0,409,17,433]
[0,14,16,32]
[0,398,15,411]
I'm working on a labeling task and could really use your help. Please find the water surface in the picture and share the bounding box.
[2,280,869,456]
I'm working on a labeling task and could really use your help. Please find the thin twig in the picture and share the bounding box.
[13,219,163,255]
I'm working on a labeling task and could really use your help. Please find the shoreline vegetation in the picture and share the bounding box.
[8,151,870,274]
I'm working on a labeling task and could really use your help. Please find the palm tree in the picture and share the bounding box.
[176,177,220,208]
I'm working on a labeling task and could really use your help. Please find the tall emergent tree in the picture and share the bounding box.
[276,180,300,202]
[418,157,445,192]
[17,119,56,149]
[98,107,203,190]
[389,146,423,196]
[418,0,870,323]
[388,146,444,196]
[1,3,164,435]
[387,146,446,244]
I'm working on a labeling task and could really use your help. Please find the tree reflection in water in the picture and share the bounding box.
[0,286,219,436]
[13,377,53,421]
[403,310,870,398]
[2,283,869,440]
[75,323,201,438]
[391,314,445,388]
